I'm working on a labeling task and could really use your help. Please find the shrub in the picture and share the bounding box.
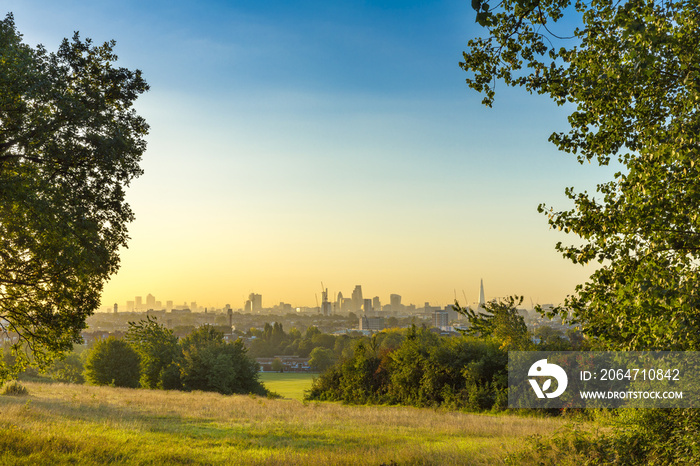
[1,380,28,396]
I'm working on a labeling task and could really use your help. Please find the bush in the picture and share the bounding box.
[1,380,28,396]
[507,409,700,465]
[44,350,85,384]
[84,337,140,388]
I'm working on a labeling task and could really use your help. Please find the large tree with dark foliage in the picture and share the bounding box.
[0,13,148,379]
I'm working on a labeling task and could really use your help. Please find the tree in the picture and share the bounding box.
[454,296,531,350]
[461,1,700,351]
[178,326,265,396]
[0,14,149,377]
[125,316,180,389]
[309,347,335,372]
[271,358,284,373]
[43,348,86,384]
[84,337,140,388]
[462,2,700,462]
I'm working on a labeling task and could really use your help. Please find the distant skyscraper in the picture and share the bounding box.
[478,279,485,308]
[146,294,156,309]
[340,298,352,313]
[135,296,143,311]
[166,300,173,310]
[352,285,363,312]
[390,294,402,312]
[113,303,118,314]
[363,298,373,314]
[248,293,262,313]
[372,296,381,314]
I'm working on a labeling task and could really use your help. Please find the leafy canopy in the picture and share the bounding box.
[0,13,148,376]
[462,0,700,350]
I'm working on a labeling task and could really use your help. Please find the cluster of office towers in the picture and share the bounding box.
[116,281,487,317]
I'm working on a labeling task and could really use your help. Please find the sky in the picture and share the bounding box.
[6,1,616,310]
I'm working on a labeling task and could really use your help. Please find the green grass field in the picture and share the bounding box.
[0,381,574,465]
[258,372,316,400]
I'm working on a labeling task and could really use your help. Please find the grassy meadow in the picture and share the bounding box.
[0,381,574,465]
[258,372,316,400]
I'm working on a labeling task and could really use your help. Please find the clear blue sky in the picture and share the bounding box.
[6,1,614,309]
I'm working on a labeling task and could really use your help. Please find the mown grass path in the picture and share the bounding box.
[258,372,315,400]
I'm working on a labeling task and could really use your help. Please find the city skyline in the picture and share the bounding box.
[103,279,552,313]
[8,1,605,311]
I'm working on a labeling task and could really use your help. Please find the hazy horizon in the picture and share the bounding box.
[7,1,612,310]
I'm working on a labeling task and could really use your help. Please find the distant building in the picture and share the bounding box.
[433,310,449,329]
[372,296,381,313]
[352,285,363,312]
[390,294,402,313]
[321,288,331,316]
[248,293,262,313]
[113,303,118,314]
[359,315,384,331]
[146,293,156,308]
[135,296,143,311]
[363,298,373,314]
[256,356,311,373]
[340,297,353,313]
[336,291,343,311]
[477,279,486,310]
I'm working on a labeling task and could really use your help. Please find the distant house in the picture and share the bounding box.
[256,356,311,373]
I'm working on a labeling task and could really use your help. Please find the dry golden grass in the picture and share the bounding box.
[0,382,570,465]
